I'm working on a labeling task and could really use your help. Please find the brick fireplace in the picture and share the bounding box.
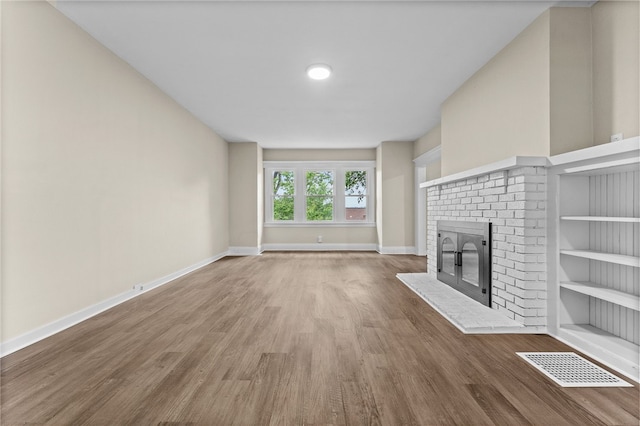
[424,160,548,328]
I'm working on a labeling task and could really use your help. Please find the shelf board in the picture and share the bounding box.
[559,324,639,382]
[560,250,640,268]
[561,216,640,223]
[561,281,640,311]
[549,137,640,176]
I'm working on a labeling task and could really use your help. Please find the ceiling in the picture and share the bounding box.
[56,0,591,149]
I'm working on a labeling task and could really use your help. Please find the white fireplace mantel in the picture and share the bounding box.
[420,156,548,189]
[422,136,640,189]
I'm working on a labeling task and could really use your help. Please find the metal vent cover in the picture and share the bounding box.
[517,352,633,387]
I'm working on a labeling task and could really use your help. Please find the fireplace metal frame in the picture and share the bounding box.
[437,220,492,307]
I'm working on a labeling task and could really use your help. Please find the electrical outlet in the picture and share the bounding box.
[317,235,323,243]
[610,133,623,143]
[134,284,144,291]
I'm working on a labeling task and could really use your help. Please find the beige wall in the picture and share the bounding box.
[262,148,378,246]
[440,4,635,176]
[441,11,551,176]
[592,0,639,145]
[413,124,441,159]
[376,144,383,247]
[257,145,264,247]
[229,143,261,249]
[1,1,229,341]
[377,141,415,250]
[426,160,442,182]
[262,227,377,246]
[550,8,593,155]
[263,148,376,162]
[414,124,442,181]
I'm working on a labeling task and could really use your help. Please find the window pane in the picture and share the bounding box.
[345,170,367,196]
[274,196,294,221]
[273,171,294,196]
[306,171,334,195]
[345,195,367,221]
[306,196,333,221]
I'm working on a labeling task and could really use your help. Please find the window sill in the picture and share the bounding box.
[264,222,376,228]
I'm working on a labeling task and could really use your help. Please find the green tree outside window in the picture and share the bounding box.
[345,170,367,220]
[273,170,294,220]
[306,171,334,221]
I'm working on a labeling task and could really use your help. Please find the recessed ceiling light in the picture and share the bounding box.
[307,64,332,80]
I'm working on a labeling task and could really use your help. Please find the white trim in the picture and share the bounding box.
[262,243,377,251]
[228,246,263,256]
[263,222,375,228]
[420,156,548,188]
[264,161,375,225]
[413,145,441,166]
[548,136,639,168]
[1,289,138,358]
[0,251,228,358]
[414,164,427,256]
[377,245,417,255]
[551,330,640,384]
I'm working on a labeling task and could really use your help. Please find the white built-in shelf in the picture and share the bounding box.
[560,281,640,311]
[551,137,640,384]
[560,324,640,372]
[560,249,640,268]
[561,324,639,362]
[559,324,640,381]
[561,216,640,223]
[548,136,640,175]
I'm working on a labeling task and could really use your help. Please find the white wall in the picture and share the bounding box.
[1,1,229,342]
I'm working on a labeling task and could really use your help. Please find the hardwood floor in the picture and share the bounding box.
[1,252,638,425]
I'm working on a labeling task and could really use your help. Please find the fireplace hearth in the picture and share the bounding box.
[437,220,491,306]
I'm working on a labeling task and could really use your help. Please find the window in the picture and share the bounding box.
[265,161,375,225]
[272,170,295,221]
[345,170,367,221]
[306,170,334,221]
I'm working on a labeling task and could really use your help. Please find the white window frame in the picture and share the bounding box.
[264,161,375,226]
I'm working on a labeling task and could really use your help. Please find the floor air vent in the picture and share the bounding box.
[516,352,633,387]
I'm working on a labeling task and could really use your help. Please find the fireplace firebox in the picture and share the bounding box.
[437,221,491,307]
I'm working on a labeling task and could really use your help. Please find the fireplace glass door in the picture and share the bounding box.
[437,221,491,307]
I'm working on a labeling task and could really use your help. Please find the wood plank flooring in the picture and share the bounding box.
[1,252,638,425]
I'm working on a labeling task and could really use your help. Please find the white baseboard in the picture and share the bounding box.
[0,251,229,358]
[377,246,417,255]
[228,246,263,256]
[550,331,640,384]
[0,289,139,358]
[262,243,377,252]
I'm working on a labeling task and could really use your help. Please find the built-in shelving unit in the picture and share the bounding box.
[548,137,640,383]
[560,281,640,311]
[561,216,640,223]
[559,250,640,268]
